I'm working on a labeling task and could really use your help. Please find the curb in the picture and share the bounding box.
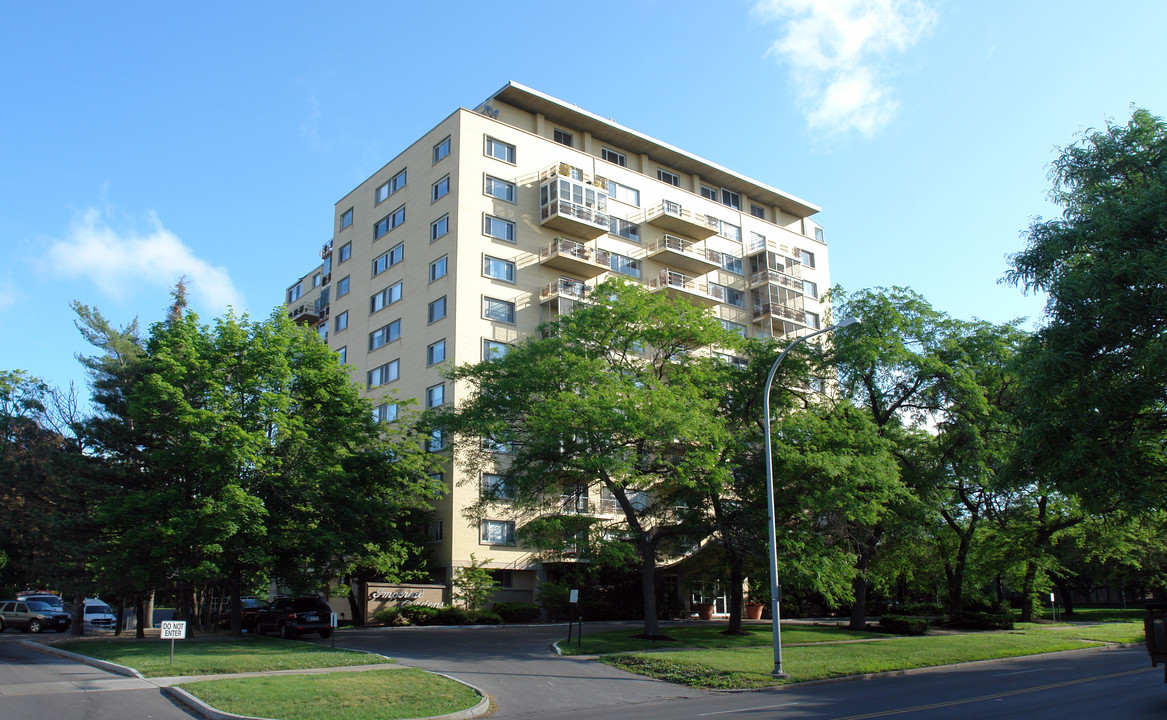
[21,640,144,678]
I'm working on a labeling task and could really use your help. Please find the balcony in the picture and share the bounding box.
[637,200,719,239]
[559,493,590,514]
[752,302,806,325]
[539,238,611,278]
[320,240,333,259]
[288,303,319,325]
[748,268,803,290]
[539,164,611,239]
[540,277,590,302]
[647,269,722,306]
[646,235,721,275]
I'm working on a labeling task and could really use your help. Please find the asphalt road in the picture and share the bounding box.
[326,622,1167,720]
[0,637,196,720]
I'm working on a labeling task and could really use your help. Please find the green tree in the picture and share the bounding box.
[1006,108,1167,512]
[434,279,737,638]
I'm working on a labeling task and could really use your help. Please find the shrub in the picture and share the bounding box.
[894,602,943,616]
[538,580,572,622]
[949,610,1014,630]
[373,607,407,626]
[401,605,442,626]
[473,611,503,625]
[880,614,928,635]
[435,606,472,625]
[492,601,542,624]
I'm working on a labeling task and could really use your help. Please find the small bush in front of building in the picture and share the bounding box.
[435,606,472,625]
[373,607,408,626]
[893,602,943,616]
[401,605,442,626]
[473,611,503,625]
[949,610,1014,630]
[879,614,928,636]
[492,601,542,624]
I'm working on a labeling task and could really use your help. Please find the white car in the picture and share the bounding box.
[82,599,117,628]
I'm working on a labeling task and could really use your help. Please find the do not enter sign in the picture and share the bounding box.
[160,621,187,639]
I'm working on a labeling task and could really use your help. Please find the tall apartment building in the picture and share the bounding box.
[285,82,831,607]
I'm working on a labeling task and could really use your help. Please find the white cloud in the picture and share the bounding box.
[754,0,937,138]
[44,209,244,314]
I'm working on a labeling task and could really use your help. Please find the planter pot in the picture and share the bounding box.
[745,603,764,620]
[694,603,715,620]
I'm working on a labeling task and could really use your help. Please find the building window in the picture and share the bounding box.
[334,311,348,332]
[750,203,765,219]
[480,519,515,545]
[336,276,350,297]
[721,320,748,337]
[433,136,450,163]
[427,339,446,366]
[805,311,821,330]
[369,320,401,351]
[317,324,327,340]
[658,168,680,186]
[484,215,516,242]
[749,231,766,252]
[426,383,446,408]
[601,148,626,166]
[485,175,516,202]
[484,339,510,360]
[725,287,745,308]
[606,180,640,207]
[427,429,445,452]
[718,221,741,243]
[431,215,449,242]
[367,360,399,388]
[338,242,351,263]
[798,249,816,268]
[288,284,302,303]
[700,185,718,201]
[370,281,402,313]
[373,402,398,423]
[375,169,407,204]
[337,346,347,364]
[432,175,450,202]
[483,296,515,324]
[483,255,516,282]
[722,254,742,275]
[815,227,825,243]
[340,208,353,230]
[609,217,640,242]
[430,256,447,282]
[374,206,405,239]
[426,520,443,542]
[803,280,819,299]
[428,296,447,323]
[373,243,404,276]
[312,273,323,288]
[610,253,641,279]
[721,189,741,209]
[482,473,514,500]
[553,128,573,147]
[485,136,515,163]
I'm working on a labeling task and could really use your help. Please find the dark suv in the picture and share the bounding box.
[0,600,72,633]
[254,597,333,639]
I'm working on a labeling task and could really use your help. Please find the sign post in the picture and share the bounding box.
[569,589,580,649]
[160,621,187,665]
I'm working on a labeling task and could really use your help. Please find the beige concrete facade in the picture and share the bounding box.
[284,83,832,604]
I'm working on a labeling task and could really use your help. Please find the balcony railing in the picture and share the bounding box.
[320,239,333,259]
[559,494,590,514]
[540,200,610,231]
[648,269,721,306]
[539,238,612,277]
[635,201,720,239]
[748,268,803,290]
[540,278,590,301]
[752,303,806,324]
[646,234,722,275]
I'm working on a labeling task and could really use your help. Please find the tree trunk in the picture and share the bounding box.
[722,551,745,635]
[70,591,85,636]
[850,572,868,630]
[636,539,660,637]
[347,580,365,626]
[229,570,242,636]
[135,597,146,639]
[114,597,126,636]
[1019,560,1038,622]
[1055,577,1075,615]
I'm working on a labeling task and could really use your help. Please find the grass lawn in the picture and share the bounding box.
[51,637,389,677]
[177,668,481,720]
[600,622,1146,690]
[559,624,880,656]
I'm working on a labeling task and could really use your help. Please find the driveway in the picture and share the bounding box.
[322,621,708,717]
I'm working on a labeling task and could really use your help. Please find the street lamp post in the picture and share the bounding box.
[762,317,860,678]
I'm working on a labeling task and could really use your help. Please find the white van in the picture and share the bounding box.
[82,598,116,628]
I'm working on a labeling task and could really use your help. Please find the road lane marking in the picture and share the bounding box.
[825,667,1156,719]
[993,668,1041,676]
[699,702,798,715]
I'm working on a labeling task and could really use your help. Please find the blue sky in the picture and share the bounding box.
[3,1,1165,394]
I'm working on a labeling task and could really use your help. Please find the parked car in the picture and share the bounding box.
[254,597,333,639]
[216,596,266,630]
[15,592,64,611]
[82,599,117,628]
[0,600,71,633]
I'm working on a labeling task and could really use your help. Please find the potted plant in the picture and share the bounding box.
[693,601,715,620]
[745,600,765,620]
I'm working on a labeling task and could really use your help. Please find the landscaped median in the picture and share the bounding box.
[44,636,485,720]
[558,615,1146,690]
